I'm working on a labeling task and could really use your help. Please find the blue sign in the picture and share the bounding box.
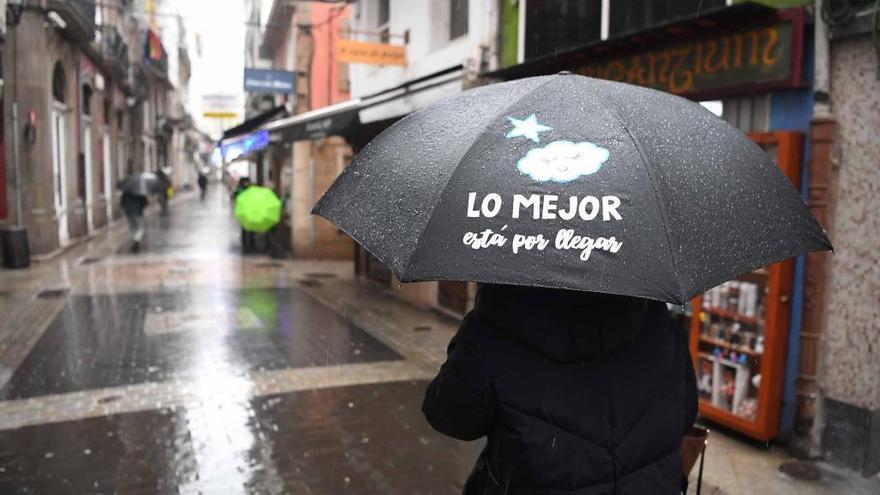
[221,130,270,160]
[244,68,296,94]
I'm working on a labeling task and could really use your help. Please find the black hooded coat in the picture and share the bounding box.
[423,285,697,495]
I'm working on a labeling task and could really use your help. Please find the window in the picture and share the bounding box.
[525,0,602,61]
[450,0,469,40]
[377,0,390,42]
[52,62,66,103]
[81,84,93,116]
[338,63,350,93]
[377,0,389,26]
[609,0,726,37]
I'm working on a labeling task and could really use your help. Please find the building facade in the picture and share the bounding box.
[812,2,880,475]
[0,0,194,257]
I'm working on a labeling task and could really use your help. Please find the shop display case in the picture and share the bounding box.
[687,131,803,441]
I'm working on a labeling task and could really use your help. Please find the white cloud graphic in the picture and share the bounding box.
[516,140,610,183]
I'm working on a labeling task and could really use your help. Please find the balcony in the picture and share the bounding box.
[46,0,97,42]
[97,25,130,79]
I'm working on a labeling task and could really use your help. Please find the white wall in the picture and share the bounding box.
[351,0,498,122]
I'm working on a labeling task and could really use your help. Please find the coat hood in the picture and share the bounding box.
[473,284,652,363]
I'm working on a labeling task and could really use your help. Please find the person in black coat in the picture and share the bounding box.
[120,192,148,252]
[423,284,697,495]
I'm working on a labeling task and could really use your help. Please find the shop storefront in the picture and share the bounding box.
[483,4,815,441]
[258,65,467,311]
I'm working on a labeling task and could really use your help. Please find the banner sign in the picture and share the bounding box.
[243,68,296,94]
[575,15,802,99]
[336,39,407,66]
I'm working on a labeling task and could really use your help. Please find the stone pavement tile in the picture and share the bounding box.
[0,360,433,431]
[686,425,880,495]
[0,287,401,400]
[0,380,481,494]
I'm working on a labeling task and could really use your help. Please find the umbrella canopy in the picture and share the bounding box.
[314,73,831,304]
[118,172,166,196]
[235,186,281,233]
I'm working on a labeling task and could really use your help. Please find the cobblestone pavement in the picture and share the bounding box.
[0,188,877,494]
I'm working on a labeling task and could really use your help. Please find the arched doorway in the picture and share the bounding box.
[51,62,70,244]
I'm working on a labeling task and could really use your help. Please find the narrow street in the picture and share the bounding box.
[2,189,877,494]
[0,188,481,494]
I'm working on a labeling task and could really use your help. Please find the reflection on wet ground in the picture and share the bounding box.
[0,381,479,494]
[1,288,401,400]
[0,188,480,493]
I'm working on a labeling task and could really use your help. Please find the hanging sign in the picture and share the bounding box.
[574,14,803,99]
[244,69,296,94]
[336,39,407,66]
[202,94,240,119]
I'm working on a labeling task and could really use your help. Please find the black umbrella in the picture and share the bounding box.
[118,172,165,197]
[314,73,831,304]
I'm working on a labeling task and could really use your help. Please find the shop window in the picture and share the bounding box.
[450,0,469,40]
[82,84,93,116]
[52,62,66,103]
[524,0,601,61]
[609,0,726,37]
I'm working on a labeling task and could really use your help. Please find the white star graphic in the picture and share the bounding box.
[506,114,553,143]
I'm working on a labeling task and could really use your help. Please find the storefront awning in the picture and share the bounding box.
[220,105,287,144]
[260,65,463,146]
[264,99,364,143]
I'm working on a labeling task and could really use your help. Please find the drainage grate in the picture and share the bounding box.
[298,279,323,288]
[778,461,821,482]
[305,272,338,279]
[36,288,69,299]
[256,262,284,268]
[414,325,433,332]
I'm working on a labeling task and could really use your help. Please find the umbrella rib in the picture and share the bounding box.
[585,88,686,303]
[400,77,561,279]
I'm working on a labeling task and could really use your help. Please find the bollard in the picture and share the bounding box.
[0,226,30,269]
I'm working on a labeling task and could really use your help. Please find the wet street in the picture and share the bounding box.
[0,188,480,494]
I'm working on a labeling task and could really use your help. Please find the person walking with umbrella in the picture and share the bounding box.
[197,170,208,200]
[234,182,281,254]
[314,74,833,493]
[118,172,162,252]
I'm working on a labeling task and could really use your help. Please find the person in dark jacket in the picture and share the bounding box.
[120,192,148,252]
[423,284,698,495]
[197,172,208,200]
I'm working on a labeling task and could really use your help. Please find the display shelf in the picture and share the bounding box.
[688,130,802,442]
[701,307,762,326]
[699,336,762,358]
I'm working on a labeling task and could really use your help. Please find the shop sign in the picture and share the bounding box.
[336,39,407,66]
[575,17,802,99]
[202,94,239,119]
[269,107,361,143]
[244,68,296,94]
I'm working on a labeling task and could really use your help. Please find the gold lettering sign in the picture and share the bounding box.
[576,21,795,97]
[337,39,407,67]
